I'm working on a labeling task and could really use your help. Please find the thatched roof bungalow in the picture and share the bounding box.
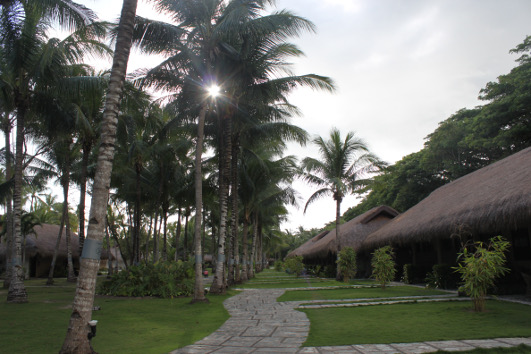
[1,224,111,278]
[363,147,531,249]
[361,147,531,291]
[288,205,399,262]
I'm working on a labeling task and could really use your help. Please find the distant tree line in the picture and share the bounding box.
[344,35,531,220]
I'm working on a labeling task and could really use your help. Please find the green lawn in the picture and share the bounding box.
[0,278,233,354]
[239,270,378,289]
[301,300,531,347]
[278,285,449,302]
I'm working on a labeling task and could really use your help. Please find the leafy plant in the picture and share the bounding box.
[336,247,357,282]
[284,256,304,277]
[97,260,194,298]
[454,235,510,312]
[425,264,460,289]
[274,260,283,272]
[371,246,396,289]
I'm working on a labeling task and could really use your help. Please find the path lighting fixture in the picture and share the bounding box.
[88,320,98,340]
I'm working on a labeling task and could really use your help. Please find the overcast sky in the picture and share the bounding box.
[68,0,531,231]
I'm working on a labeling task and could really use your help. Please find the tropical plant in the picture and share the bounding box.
[337,246,357,282]
[371,246,396,289]
[284,255,304,277]
[1,0,101,304]
[454,235,510,312]
[302,128,384,279]
[97,260,194,298]
[60,0,139,351]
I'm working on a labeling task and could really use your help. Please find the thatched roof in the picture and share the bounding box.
[287,205,399,260]
[0,224,80,259]
[363,147,531,249]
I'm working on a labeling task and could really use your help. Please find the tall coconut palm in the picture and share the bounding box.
[1,0,99,303]
[60,0,138,351]
[133,0,334,293]
[302,128,385,280]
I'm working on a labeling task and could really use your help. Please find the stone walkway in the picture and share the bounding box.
[171,289,531,354]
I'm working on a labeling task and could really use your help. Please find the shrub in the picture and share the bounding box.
[337,247,357,282]
[371,246,396,289]
[402,264,432,284]
[274,260,283,272]
[284,256,304,277]
[426,264,460,289]
[454,236,510,312]
[97,260,194,298]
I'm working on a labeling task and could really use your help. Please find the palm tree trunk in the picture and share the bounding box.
[335,197,342,281]
[162,211,168,261]
[62,148,76,282]
[184,210,189,259]
[108,218,129,270]
[249,213,258,279]
[3,120,13,289]
[228,134,239,285]
[210,114,231,294]
[47,213,66,285]
[192,105,207,303]
[134,163,142,264]
[65,202,76,282]
[105,225,113,277]
[60,0,138,351]
[152,213,158,262]
[78,141,91,254]
[174,208,181,261]
[240,212,249,282]
[7,104,28,303]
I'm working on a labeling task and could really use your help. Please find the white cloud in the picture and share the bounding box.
[50,0,531,232]
[324,0,363,13]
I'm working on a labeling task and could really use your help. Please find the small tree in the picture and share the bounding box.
[371,246,396,289]
[337,247,357,282]
[454,235,510,312]
[284,256,304,277]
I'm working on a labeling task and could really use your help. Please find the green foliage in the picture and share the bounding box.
[402,264,413,284]
[425,264,460,289]
[274,260,283,272]
[336,247,357,282]
[454,236,510,312]
[371,246,396,289]
[98,260,194,298]
[283,256,305,277]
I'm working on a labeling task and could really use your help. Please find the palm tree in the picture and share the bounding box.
[1,0,99,304]
[60,0,139,351]
[302,128,384,280]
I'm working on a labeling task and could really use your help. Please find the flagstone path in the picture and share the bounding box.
[171,288,531,354]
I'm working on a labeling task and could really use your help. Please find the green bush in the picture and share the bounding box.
[337,247,357,282]
[454,235,510,312]
[284,256,304,276]
[97,260,194,298]
[371,246,396,289]
[274,260,283,272]
[402,264,432,284]
[426,264,460,289]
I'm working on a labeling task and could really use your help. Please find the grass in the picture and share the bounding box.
[278,285,449,302]
[0,278,233,354]
[239,270,378,289]
[301,300,531,347]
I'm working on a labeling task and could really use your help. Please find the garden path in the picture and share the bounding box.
[171,288,531,353]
